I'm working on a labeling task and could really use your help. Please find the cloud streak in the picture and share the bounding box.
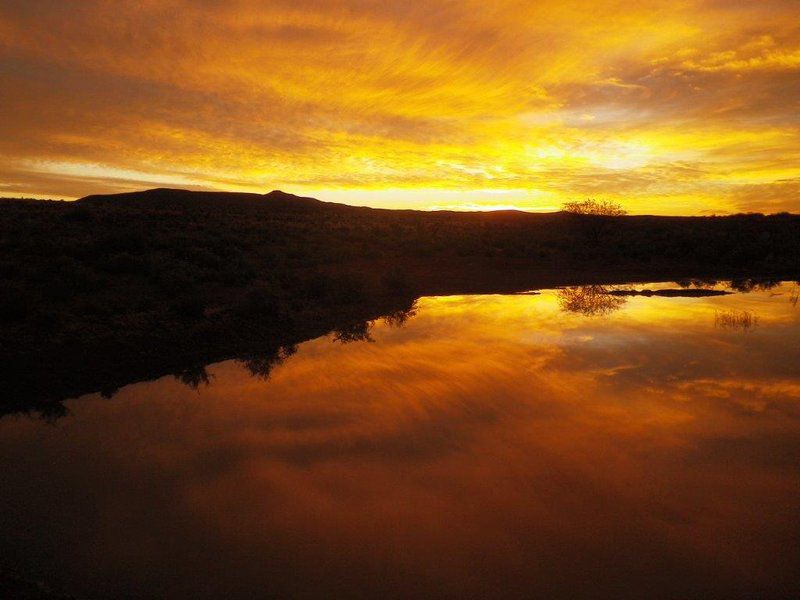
[0,0,798,212]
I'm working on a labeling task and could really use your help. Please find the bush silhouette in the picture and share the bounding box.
[563,199,627,216]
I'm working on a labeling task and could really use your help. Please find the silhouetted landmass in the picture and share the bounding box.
[1,188,798,415]
[608,288,732,297]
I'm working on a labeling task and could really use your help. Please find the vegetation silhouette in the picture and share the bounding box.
[608,288,731,297]
[563,198,627,245]
[237,344,298,381]
[174,365,213,390]
[714,309,759,330]
[562,199,627,216]
[557,285,627,316]
[1,188,798,414]
[729,278,782,293]
[332,320,375,344]
[674,278,720,288]
[382,303,418,328]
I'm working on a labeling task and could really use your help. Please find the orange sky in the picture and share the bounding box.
[1,1,798,213]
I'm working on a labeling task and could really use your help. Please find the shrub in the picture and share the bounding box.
[562,199,627,216]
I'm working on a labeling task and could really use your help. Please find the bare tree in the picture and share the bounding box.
[557,285,627,317]
[562,199,627,244]
[562,199,627,216]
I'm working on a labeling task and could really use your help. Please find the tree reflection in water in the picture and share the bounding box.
[729,278,782,293]
[169,304,420,390]
[332,320,375,344]
[557,285,627,317]
[237,345,298,381]
[174,365,213,390]
[332,303,419,344]
[674,278,719,289]
[383,302,418,328]
[714,309,759,330]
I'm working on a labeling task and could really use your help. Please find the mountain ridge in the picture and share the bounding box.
[78,187,327,210]
[72,188,800,219]
[75,187,559,220]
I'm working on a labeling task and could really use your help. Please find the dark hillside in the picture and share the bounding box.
[80,188,328,212]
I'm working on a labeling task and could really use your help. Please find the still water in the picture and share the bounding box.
[2,283,799,599]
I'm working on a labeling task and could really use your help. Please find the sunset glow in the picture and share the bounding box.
[1,1,799,213]
[3,286,799,597]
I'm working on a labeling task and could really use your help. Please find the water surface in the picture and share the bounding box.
[2,283,799,599]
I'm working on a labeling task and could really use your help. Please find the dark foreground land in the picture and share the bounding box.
[1,188,798,415]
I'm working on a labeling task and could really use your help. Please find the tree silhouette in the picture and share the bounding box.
[174,365,212,390]
[237,344,297,380]
[562,199,627,216]
[557,285,627,316]
[332,320,374,343]
[382,302,418,328]
[728,278,781,293]
[563,199,626,245]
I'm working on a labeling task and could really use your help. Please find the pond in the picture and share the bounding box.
[2,282,799,599]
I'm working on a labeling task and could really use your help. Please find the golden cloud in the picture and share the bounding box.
[0,0,798,212]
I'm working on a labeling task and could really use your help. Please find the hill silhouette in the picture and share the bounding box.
[1,187,798,412]
[76,187,564,223]
[80,188,328,211]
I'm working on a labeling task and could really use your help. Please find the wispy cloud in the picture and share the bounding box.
[0,0,798,213]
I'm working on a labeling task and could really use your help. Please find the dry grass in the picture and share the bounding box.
[714,309,759,330]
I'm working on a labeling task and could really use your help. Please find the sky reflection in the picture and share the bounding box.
[1,284,799,598]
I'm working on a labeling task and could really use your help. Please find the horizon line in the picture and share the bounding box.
[1,187,797,218]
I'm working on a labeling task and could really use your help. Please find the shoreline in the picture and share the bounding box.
[3,262,796,418]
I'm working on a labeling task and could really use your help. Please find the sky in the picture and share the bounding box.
[0,1,798,213]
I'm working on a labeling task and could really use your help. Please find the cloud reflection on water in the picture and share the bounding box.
[0,284,798,598]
